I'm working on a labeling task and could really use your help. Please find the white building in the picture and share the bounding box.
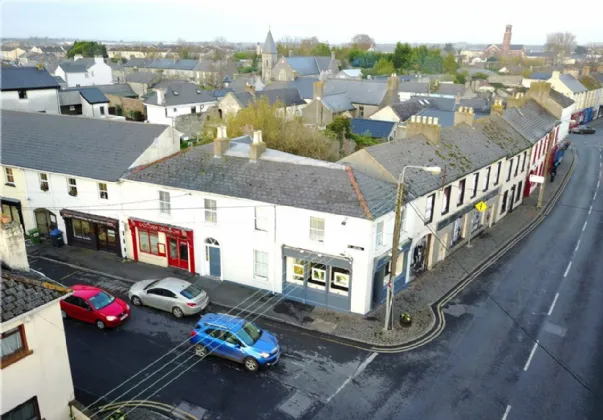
[55,56,113,87]
[547,71,588,119]
[1,67,61,114]
[144,81,216,125]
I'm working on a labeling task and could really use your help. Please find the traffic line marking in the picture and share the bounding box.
[326,352,378,403]
[524,342,539,371]
[589,206,593,215]
[502,405,512,420]
[564,261,572,277]
[547,293,560,316]
[575,239,580,252]
[582,221,588,231]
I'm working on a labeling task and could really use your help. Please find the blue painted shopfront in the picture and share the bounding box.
[583,107,593,123]
[371,240,412,307]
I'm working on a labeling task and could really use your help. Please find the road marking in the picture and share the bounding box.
[594,192,598,200]
[547,293,560,316]
[326,352,378,403]
[575,239,581,252]
[60,272,76,281]
[583,221,588,231]
[564,261,572,277]
[598,181,601,189]
[524,342,539,371]
[502,405,512,420]
[589,206,593,215]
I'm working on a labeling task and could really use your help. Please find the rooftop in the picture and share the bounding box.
[559,74,588,93]
[502,99,558,143]
[144,81,215,106]
[0,67,60,91]
[350,118,396,138]
[125,71,159,84]
[549,89,575,108]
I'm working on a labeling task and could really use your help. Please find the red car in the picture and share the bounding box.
[61,285,130,329]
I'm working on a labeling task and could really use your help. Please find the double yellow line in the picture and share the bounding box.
[95,400,199,420]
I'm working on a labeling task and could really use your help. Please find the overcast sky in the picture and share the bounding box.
[1,0,600,46]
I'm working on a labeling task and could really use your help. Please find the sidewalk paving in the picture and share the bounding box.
[27,148,575,348]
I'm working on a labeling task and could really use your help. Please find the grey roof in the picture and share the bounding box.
[232,91,253,107]
[286,76,318,99]
[59,90,81,106]
[229,75,263,93]
[122,58,200,71]
[398,82,430,93]
[144,82,215,106]
[592,73,603,83]
[559,74,588,93]
[530,71,552,80]
[458,98,491,113]
[389,99,436,121]
[324,79,389,106]
[352,170,396,218]
[125,145,374,219]
[350,118,396,138]
[0,67,60,90]
[1,110,169,181]
[58,58,96,73]
[1,270,69,322]
[285,57,322,76]
[125,71,159,84]
[437,83,467,96]
[503,100,558,143]
[257,88,305,107]
[37,46,64,53]
[79,87,109,104]
[322,93,355,112]
[549,89,575,108]
[94,83,138,98]
[263,30,277,55]
[417,108,488,128]
[54,75,66,84]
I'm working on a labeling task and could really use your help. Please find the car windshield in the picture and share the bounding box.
[143,279,161,290]
[181,284,203,299]
[89,291,115,310]
[237,322,262,346]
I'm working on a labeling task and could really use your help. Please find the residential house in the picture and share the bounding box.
[0,110,179,255]
[144,81,216,125]
[217,87,306,119]
[487,74,523,87]
[58,87,112,118]
[578,71,603,122]
[229,74,265,93]
[0,67,61,114]
[522,71,553,88]
[30,45,66,58]
[55,56,113,87]
[1,47,26,61]
[524,82,575,141]
[125,71,161,97]
[335,69,363,80]
[398,82,430,101]
[122,58,233,85]
[547,71,588,127]
[592,72,603,118]
[350,118,396,141]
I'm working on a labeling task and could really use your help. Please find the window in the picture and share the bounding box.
[330,267,350,296]
[69,105,76,111]
[376,221,384,247]
[1,397,40,420]
[254,250,269,279]
[37,173,49,191]
[98,183,108,199]
[457,179,466,206]
[310,217,325,242]
[254,206,270,231]
[359,106,365,117]
[290,258,305,285]
[68,178,77,196]
[159,191,170,215]
[521,152,527,172]
[139,230,160,255]
[204,199,217,223]
[514,157,520,177]
[507,159,514,181]
[425,194,435,223]
[191,106,197,114]
[1,325,32,368]
[18,90,27,99]
[4,168,15,185]
[471,173,479,198]
[516,182,523,202]
[72,219,92,240]
[495,162,502,185]
[501,191,508,214]
[100,106,105,115]
[165,108,168,117]
[308,263,327,290]
[441,186,451,215]
[484,167,491,191]
[91,71,95,77]
[173,107,177,112]
[85,72,90,78]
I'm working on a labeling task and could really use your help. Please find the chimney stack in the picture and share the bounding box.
[313,80,325,100]
[490,99,504,117]
[582,66,590,76]
[244,82,256,96]
[250,130,267,162]
[0,218,29,272]
[407,115,441,145]
[94,56,103,64]
[156,88,166,105]
[506,92,526,109]
[551,70,561,80]
[385,73,400,106]
[213,125,230,158]
[526,81,552,106]
[454,106,475,127]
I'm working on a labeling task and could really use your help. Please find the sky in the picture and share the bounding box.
[1,0,601,46]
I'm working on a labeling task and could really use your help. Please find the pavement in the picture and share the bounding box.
[27,137,576,349]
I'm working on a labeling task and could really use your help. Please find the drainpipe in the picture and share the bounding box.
[272,204,277,295]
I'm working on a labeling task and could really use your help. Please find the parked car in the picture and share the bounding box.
[128,277,209,318]
[570,125,596,134]
[61,285,130,329]
[189,313,281,372]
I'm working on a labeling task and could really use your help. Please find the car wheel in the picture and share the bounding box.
[96,320,106,330]
[194,345,208,358]
[61,310,68,319]
[172,307,184,318]
[243,357,259,372]
[130,295,142,306]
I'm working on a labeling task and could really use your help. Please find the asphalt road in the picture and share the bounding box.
[30,125,603,420]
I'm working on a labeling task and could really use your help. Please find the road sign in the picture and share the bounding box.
[475,201,488,212]
[530,175,545,184]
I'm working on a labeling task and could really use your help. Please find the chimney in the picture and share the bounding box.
[74,54,83,61]
[385,73,400,106]
[289,49,293,57]
[454,93,461,105]
[94,56,103,64]
[313,80,325,100]
[551,70,561,80]
[250,130,267,162]
[0,218,29,271]
[156,88,166,105]
[407,115,441,145]
[244,82,256,96]
[507,92,526,109]
[213,125,230,158]
[454,106,475,127]
[526,81,552,106]
[490,99,504,117]
[582,66,590,76]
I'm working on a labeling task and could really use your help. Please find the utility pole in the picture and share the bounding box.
[537,128,557,209]
[384,179,405,331]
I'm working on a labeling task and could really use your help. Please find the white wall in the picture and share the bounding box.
[146,101,216,125]
[369,106,401,123]
[1,88,60,114]
[130,128,180,168]
[59,61,113,87]
[81,100,109,118]
[0,303,75,420]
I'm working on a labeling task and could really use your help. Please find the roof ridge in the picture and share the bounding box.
[2,271,71,294]
[128,148,188,175]
[345,166,373,220]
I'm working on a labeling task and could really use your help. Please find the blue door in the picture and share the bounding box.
[209,246,221,277]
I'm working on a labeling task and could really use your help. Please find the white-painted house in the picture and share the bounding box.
[0,67,61,114]
[55,56,113,87]
[144,81,217,125]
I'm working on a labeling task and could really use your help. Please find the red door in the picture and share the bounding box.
[167,236,189,270]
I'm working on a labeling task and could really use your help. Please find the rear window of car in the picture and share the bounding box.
[181,284,203,299]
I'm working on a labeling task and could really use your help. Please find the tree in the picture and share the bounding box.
[443,53,457,74]
[311,42,331,56]
[392,42,411,69]
[575,45,587,54]
[545,32,576,64]
[444,43,456,55]
[373,57,396,75]
[472,72,489,80]
[351,34,375,50]
[178,47,191,59]
[67,41,107,58]
[454,71,468,84]
[326,116,351,141]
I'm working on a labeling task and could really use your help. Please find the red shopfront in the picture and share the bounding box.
[128,218,196,273]
[570,111,583,129]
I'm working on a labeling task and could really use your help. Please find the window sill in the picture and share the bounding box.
[254,276,269,282]
[4,183,15,188]
[1,349,33,369]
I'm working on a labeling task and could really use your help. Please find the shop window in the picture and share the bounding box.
[72,219,92,240]
[310,217,325,242]
[68,178,77,196]
[253,250,269,279]
[1,397,40,420]
[1,325,32,368]
[139,230,160,255]
[159,191,170,215]
[4,167,15,185]
[457,179,466,205]
[205,199,217,223]
[330,267,350,296]
[308,263,326,290]
[471,210,482,232]
[289,258,305,285]
[39,173,49,191]
[441,186,451,215]
[254,206,270,231]
[375,221,384,247]
[425,194,435,223]
[98,183,108,200]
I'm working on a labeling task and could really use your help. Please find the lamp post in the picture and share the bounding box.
[384,165,441,331]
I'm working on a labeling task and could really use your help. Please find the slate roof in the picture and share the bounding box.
[549,89,575,108]
[398,82,430,93]
[125,143,374,219]
[126,71,159,84]
[94,83,138,98]
[286,76,318,99]
[417,108,489,128]
[284,56,337,76]
[144,82,215,106]
[1,110,169,181]
[592,73,603,83]
[437,83,467,96]
[0,67,60,90]
[58,58,97,73]
[37,46,64,54]
[350,118,396,138]
[263,30,278,55]
[324,79,389,106]
[230,88,305,108]
[559,74,588,93]
[502,100,558,143]
[322,93,355,112]
[1,270,69,322]
[530,71,552,80]
[122,58,200,71]
[389,99,436,121]
[59,90,81,106]
[458,98,491,113]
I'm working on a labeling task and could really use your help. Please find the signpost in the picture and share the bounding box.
[530,174,545,184]
[467,201,488,248]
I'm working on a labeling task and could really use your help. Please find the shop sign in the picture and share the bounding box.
[131,219,188,237]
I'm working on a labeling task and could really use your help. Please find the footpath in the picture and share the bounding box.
[28,148,576,350]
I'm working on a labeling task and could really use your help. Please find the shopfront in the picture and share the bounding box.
[372,240,412,307]
[60,209,121,256]
[583,107,593,124]
[282,246,352,312]
[1,198,24,233]
[570,111,583,128]
[128,218,195,273]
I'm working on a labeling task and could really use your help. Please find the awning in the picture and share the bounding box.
[60,209,118,228]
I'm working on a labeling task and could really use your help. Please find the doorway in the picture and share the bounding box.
[34,208,57,236]
[167,236,189,270]
[97,225,119,254]
[205,238,221,278]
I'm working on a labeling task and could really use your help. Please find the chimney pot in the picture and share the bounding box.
[427,116,433,125]
[459,106,464,112]
[421,116,427,124]
[468,107,474,114]
[253,130,263,144]
[214,125,230,158]
[433,117,438,125]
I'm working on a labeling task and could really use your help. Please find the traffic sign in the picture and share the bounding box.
[475,201,488,212]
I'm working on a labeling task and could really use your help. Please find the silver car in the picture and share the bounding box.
[128,277,209,318]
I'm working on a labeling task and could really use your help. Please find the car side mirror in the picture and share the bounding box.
[234,342,241,348]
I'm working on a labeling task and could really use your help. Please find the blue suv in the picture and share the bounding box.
[190,313,280,372]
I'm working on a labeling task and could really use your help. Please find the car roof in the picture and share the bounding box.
[155,277,192,291]
[72,284,103,299]
[199,313,245,331]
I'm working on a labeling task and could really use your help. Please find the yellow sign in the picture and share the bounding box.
[475,201,488,212]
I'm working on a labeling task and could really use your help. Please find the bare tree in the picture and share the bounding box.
[278,36,301,48]
[351,34,375,50]
[214,36,228,47]
[545,32,577,65]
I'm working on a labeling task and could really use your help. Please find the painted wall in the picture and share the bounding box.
[81,100,109,118]
[146,101,216,125]
[0,303,75,420]
[0,166,34,229]
[369,106,401,123]
[1,88,60,114]
[57,61,113,87]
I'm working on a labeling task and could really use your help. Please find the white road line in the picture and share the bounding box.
[598,181,601,189]
[594,192,598,200]
[564,261,573,277]
[548,293,560,316]
[502,405,512,420]
[575,239,581,252]
[326,352,378,403]
[524,342,539,371]
[589,206,593,215]
[583,221,588,231]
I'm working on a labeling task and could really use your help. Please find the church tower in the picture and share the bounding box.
[261,29,278,83]
[502,24,512,56]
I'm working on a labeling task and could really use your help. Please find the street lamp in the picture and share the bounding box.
[384,165,441,331]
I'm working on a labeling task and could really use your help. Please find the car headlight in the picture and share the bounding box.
[126,304,130,311]
[260,352,270,358]
[106,316,117,321]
